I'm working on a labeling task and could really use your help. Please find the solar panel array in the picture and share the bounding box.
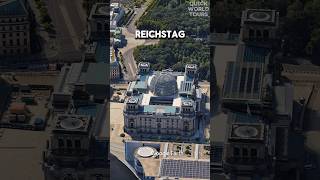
[159,159,210,179]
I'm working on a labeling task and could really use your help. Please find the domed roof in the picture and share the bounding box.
[150,71,178,96]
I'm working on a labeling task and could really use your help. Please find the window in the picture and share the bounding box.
[58,139,64,148]
[2,41,6,46]
[16,26,20,30]
[242,148,248,157]
[249,29,254,38]
[24,39,27,45]
[256,30,262,39]
[17,32,20,37]
[67,139,72,148]
[2,34,5,38]
[129,119,134,128]
[75,140,81,148]
[233,147,240,157]
[17,39,20,45]
[9,40,13,46]
[251,148,257,158]
[9,33,12,37]
[263,30,269,40]
[94,174,103,180]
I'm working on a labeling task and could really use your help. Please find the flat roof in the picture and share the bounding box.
[242,9,278,25]
[211,113,228,143]
[85,63,107,85]
[143,105,178,114]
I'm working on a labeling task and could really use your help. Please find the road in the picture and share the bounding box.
[1,0,87,68]
[109,103,127,160]
[45,0,86,62]
[120,5,159,81]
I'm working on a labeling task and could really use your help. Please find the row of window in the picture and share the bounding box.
[248,29,270,39]
[58,139,82,148]
[130,121,189,129]
[0,18,27,23]
[130,118,192,126]
[182,108,193,113]
[1,32,27,38]
[2,39,28,46]
[2,48,28,55]
[138,129,180,134]
[0,25,28,31]
[233,147,258,158]
[127,105,137,109]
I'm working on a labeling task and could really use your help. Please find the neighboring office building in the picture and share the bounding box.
[220,84,303,180]
[84,0,106,16]
[43,102,108,180]
[84,42,98,62]
[223,113,271,179]
[110,47,120,81]
[218,9,304,180]
[124,62,204,137]
[240,9,279,43]
[52,62,108,110]
[0,0,31,57]
[88,3,109,41]
[84,43,120,81]
[110,2,124,32]
[222,9,277,114]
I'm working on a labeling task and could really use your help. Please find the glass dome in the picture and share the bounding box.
[150,72,178,96]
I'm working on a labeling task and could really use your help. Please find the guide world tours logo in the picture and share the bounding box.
[187,0,209,17]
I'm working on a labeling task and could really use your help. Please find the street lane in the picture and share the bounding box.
[46,0,85,61]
